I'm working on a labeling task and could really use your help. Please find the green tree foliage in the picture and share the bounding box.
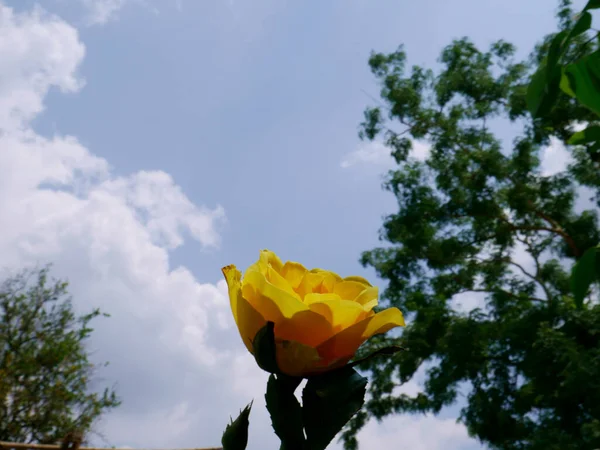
[0,266,120,444]
[344,2,600,449]
[527,0,600,309]
[528,0,600,120]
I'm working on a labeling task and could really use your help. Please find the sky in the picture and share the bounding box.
[0,0,583,449]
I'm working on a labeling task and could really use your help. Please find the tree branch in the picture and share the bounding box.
[525,200,581,257]
[514,234,555,303]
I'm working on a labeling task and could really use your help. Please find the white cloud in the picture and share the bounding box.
[341,139,430,169]
[79,0,162,25]
[352,414,479,450]
[0,4,84,129]
[540,136,573,177]
[0,2,482,450]
[0,3,247,449]
[81,0,126,25]
[539,122,589,178]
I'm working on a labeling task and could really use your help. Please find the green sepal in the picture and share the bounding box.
[221,401,253,450]
[252,321,279,374]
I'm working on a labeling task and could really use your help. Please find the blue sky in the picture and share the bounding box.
[20,0,564,279]
[0,0,581,449]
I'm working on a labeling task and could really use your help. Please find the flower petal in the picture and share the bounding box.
[310,269,342,292]
[276,309,333,346]
[297,270,340,297]
[222,265,266,353]
[342,275,373,287]
[261,249,284,272]
[242,270,308,322]
[246,249,285,275]
[354,286,379,311]
[316,307,405,362]
[307,297,368,332]
[275,339,322,377]
[281,261,308,289]
[266,266,301,300]
[333,280,371,301]
[304,293,342,305]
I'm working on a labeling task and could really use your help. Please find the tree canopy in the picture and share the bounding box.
[0,266,120,444]
[344,1,600,449]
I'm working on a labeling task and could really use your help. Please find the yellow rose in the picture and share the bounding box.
[222,249,405,377]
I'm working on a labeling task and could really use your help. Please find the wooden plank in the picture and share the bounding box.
[0,443,222,450]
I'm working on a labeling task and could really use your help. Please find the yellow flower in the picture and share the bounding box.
[222,249,405,377]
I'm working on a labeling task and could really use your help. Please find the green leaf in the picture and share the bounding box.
[252,321,279,374]
[347,345,405,369]
[570,12,592,39]
[584,0,600,10]
[527,65,562,117]
[302,367,367,450]
[527,69,546,117]
[560,69,576,97]
[221,402,253,450]
[571,246,600,308]
[547,31,568,72]
[265,374,305,450]
[568,125,600,145]
[564,51,600,116]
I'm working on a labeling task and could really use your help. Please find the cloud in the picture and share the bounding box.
[0,2,481,450]
[80,0,126,25]
[341,139,430,169]
[0,4,84,129]
[78,0,161,25]
[0,3,246,449]
[354,414,480,450]
[540,136,573,177]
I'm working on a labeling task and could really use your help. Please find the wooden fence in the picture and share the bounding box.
[0,442,222,450]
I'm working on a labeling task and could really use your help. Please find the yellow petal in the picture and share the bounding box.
[317,307,405,362]
[304,293,344,326]
[342,275,373,287]
[296,270,338,297]
[276,345,353,377]
[222,265,266,353]
[295,272,320,299]
[354,286,379,311]
[311,268,343,279]
[308,298,368,332]
[275,309,333,346]
[246,249,284,275]
[309,269,342,293]
[275,339,322,377]
[304,293,342,305]
[260,249,284,272]
[333,280,371,301]
[242,270,308,322]
[308,302,334,323]
[266,266,301,300]
[281,261,308,289]
[361,298,379,312]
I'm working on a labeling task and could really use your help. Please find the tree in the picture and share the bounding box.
[0,266,120,444]
[343,1,600,449]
